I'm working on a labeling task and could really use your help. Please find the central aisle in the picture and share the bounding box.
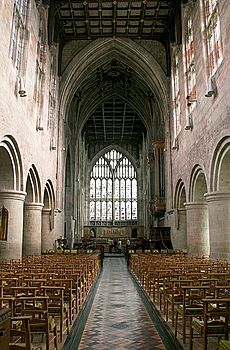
[78,257,167,350]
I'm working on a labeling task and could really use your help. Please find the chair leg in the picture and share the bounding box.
[53,324,58,350]
[175,310,178,337]
[189,321,193,350]
[172,301,175,326]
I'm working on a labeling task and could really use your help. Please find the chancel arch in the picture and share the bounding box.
[60,38,168,242]
[59,38,169,119]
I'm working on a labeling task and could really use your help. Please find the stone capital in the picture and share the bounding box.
[204,192,230,202]
[24,203,44,211]
[0,190,27,202]
[184,202,208,209]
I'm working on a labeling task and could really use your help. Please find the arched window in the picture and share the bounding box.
[204,0,223,75]
[89,149,137,225]
[34,8,48,131]
[9,0,29,92]
[185,16,196,101]
[9,0,29,72]
[172,52,181,138]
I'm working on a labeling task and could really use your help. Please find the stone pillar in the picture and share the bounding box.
[205,192,230,259]
[22,203,43,256]
[171,208,187,250]
[41,209,55,250]
[0,190,26,259]
[185,202,209,256]
[153,141,165,198]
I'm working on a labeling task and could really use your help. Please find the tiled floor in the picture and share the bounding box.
[78,257,168,350]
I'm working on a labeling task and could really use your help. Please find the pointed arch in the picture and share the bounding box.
[189,165,208,202]
[0,135,23,191]
[174,179,186,209]
[25,164,42,203]
[89,144,138,176]
[210,136,230,192]
[60,38,169,125]
[89,147,138,223]
[43,179,55,210]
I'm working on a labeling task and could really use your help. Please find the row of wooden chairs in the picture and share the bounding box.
[0,252,101,350]
[129,253,230,350]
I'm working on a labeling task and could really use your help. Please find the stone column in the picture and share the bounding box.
[41,209,55,250]
[171,208,187,250]
[23,203,43,256]
[0,190,26,259]
[205,192,230,259]
[153,141,165,198]
[185,202,209,256]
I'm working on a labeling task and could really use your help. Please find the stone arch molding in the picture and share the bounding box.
[25,164,42,204]
[174,179,186,209]
[189,165,208,202]
[0,135,23,191]
[210,136,230,192]
[60,38,169,122]
[43,179,55,210]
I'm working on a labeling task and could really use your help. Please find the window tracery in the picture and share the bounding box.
[89,149,137,225]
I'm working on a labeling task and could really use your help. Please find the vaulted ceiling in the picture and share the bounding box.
[74,57,153,157]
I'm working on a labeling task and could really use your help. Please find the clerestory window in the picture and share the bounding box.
[89,149,137,224]
[204,0,223,75]
[185,16,196,100]
[172,53,181,138]
[9,0,29,73]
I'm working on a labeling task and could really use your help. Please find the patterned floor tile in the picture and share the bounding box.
[77,257,168,350]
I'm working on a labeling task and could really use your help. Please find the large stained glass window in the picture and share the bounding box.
[90,149,137,224]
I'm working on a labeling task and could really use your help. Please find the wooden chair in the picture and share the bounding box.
[9,316,32,350]
[43,279,75,325]
[0,308,11,350]
[40,286,69,343]
[190,298,230,350]
[175,285,211,344]
[166,278,193,326]
[15,296,52,350]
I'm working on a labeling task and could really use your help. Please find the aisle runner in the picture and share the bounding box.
[78,257,166,350]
